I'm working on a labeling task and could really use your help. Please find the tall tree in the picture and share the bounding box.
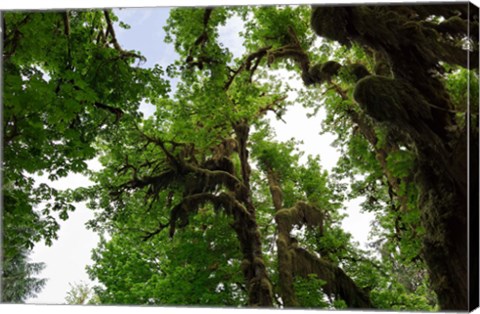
[2,9,167,301]
[308,4,478,309]
[81,5,445,310]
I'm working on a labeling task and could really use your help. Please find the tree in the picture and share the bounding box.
[308,5,477,310]
[1,248,46,303]
[79,6,382,308]
[2,9,167,301]
[65,281,100,305]
[79,4,460,310]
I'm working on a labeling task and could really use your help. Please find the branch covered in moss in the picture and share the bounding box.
[293,246,373,308]
[275,201,323,234]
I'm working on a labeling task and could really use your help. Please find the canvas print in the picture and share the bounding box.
[1,1,479,311]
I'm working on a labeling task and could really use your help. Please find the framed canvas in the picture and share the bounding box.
[1,0,479,313]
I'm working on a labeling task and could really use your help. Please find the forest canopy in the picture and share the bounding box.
[2,2,478,311]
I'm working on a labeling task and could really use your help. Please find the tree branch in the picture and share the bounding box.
[293,246,373,308]
[142,221,169,241]
[93,102,124,122]
[224,46,272,91]
[3,14,31,59]
[103,10,143,60]
[63,11,70,36]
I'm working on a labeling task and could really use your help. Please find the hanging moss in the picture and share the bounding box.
[276,232,298,307]
[372,50,392,76]
[413,4,471,20]
[275,201,323,234]
[292,247,372,308]
[311,4,478,73]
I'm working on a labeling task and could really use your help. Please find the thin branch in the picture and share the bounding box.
[224,46,272,91]
[142,221,170,241]
[103,10,122,51]
[138,131,182,170]
[63,11,70,36]
[103,10,143,60]
[258,95,288,118]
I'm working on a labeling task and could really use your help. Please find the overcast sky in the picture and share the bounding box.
[4,1,477,314]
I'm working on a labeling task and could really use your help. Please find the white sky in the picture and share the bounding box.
[3,1,478,314]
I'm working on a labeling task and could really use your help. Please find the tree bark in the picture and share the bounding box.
[310,4,472,309]
[231,122,273,307]
[265,168,299,307]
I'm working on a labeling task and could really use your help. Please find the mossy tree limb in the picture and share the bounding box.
[292,246,373,308]
[310,4,476,309]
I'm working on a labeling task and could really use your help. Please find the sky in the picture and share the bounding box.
[3,0,478,313]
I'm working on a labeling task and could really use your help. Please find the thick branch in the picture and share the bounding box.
[184,163,244,191]
[265,167,283,211]
[293,246,373,308]
[275,201,323,235]
[3,14,31,59]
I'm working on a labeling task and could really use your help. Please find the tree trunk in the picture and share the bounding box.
[266,168,299,307]
[310,5,473,308]
[415,132,469,310]
[231,122,273,307]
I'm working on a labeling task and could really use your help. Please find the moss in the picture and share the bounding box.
[413,152,468,309]
[436,16,469,39]
[276,235,297,307]
[275,201,323,234]
[310,3,474,310]
[311,6,351,45]
[240,259,251,273]
[253,256,265,269]
[292,247,372,308]
[260,278,272,291]
[270,185,283,210]
[347,63,370,81]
